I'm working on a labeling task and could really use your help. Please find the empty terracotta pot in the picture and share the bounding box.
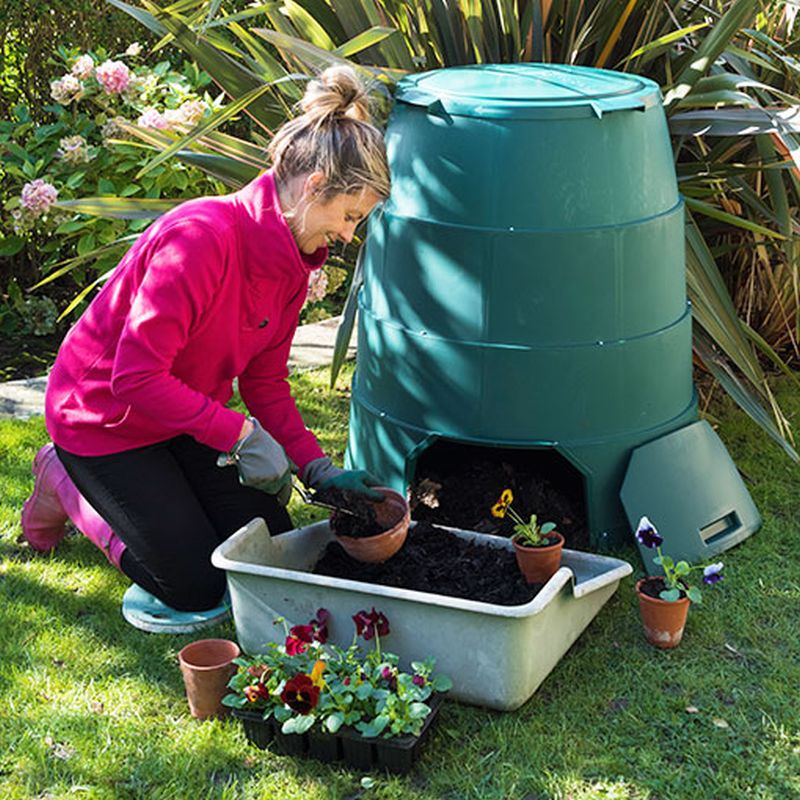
[335,487,410,563]
[178,638,240,720]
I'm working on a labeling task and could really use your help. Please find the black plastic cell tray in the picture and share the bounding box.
[232,695,443,774]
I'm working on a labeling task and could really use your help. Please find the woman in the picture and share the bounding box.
[21,66,389,630]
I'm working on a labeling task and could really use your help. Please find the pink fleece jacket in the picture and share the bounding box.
[45,170,328,471]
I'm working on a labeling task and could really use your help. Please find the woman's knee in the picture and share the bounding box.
[155,564,226,611]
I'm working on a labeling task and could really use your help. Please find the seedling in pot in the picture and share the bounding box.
[491,488,557,547]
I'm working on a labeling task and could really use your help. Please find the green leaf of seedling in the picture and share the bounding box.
[221,694,240,707]
[541,522,556,534]
[273,706,292,722]
[659,588,682,602]
[675,561,691,576]
[687,587,703,604]
[355,683,373,701]
[409,702,430,720]
[432,675,453,692]
[282,714,315,735]
[325,712,344,733]
[653,556,663,565]
[356,714,390,738]
[660,556,675,571]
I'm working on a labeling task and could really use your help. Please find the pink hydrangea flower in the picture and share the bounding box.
[50,75,84,105]
[95,60,131,94]
[20,179,58,216]
[57,135,90,164]
[71,54,94,80]
[136,108,168,129]
[306,268,329,304]
[178,99,206,125]
[101,117,128,144]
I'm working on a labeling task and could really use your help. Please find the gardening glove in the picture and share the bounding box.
[217,417,294,504]
[302,456,383,500]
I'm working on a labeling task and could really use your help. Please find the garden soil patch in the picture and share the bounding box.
[313,521,543,606]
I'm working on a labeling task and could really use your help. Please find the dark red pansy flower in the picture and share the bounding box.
[281,674,320,714]
[285,635,308,656]
[244,682,269,703]
[290,624,315,643]
[412,674,426,688]
[312,608,330,643]
[352,608,391,640]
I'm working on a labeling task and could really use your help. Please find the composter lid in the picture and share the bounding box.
[396,63,660,120]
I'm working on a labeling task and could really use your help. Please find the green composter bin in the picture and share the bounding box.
[346,64,759,564]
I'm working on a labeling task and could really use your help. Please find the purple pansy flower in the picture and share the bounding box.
[635,516,663,549]
[703,562,724,584]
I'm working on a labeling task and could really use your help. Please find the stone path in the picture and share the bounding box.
[0,315,356,420]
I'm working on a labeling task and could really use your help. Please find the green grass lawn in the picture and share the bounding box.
[1,364,799,800]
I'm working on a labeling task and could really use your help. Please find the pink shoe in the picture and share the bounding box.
[20,442,127,569]
[20,444,68,552]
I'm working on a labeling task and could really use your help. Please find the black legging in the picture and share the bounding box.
[55,435,292,610]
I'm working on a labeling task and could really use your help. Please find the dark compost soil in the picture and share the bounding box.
[313,486,382,538]
[408,442,590,551]
[313,521,543,606]
[638,577,687,601]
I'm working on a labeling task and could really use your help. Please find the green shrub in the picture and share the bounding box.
[0,45,225,334]
[0,0,162,120]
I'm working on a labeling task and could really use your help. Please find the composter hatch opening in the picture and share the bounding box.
[408,440,589,550]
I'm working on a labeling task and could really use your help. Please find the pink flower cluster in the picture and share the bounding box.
[50,75,84,105]
[137,108,169,130]
[306,268,329,304]
[20,179,59,215]
[71,54,95,80]
[137,100,207,131]
[57,135,90,164]
[95,60,131,95]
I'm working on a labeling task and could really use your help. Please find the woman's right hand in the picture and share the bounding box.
[219,417,293,498]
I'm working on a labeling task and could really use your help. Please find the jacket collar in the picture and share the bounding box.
[234,170,327,278]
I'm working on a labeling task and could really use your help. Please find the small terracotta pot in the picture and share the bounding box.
[335,487,410,564]
[178,638,240,720]
[636,578,690,649]
[512,532,564,584]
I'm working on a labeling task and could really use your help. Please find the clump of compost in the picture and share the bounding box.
[314,486,383,538]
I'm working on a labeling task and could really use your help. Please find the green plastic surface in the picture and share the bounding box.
[620,421,760,574]
[397,64,660,119]
[347,64,756,548]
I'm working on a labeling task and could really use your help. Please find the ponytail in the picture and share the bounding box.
[268,66,390,200]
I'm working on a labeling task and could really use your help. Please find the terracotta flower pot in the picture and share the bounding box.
[178,638,240,719]
[512,532,564,584]
[335,487,410,563]
[635,578,690,649]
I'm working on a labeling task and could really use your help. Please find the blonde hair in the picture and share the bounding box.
[268,66,390,200]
